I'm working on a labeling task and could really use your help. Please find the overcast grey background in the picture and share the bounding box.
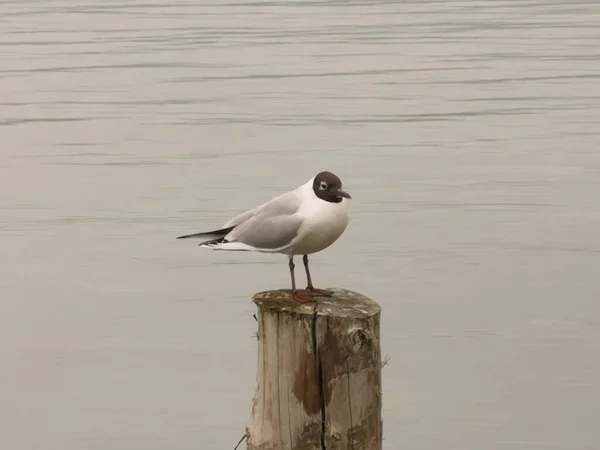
[1,1,600,449]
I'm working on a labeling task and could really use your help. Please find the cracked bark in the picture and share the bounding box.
[247,288,382,450]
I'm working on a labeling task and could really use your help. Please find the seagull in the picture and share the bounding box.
[176,171,351,302]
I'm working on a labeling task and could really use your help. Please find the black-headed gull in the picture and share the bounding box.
[177,171,351,302]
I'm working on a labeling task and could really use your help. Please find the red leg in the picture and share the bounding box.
[303,254,332,296]
[290,256,314,303]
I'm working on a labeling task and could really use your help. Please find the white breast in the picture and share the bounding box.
[289,193,349,256]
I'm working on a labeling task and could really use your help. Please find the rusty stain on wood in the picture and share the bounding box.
[292,337,320,416]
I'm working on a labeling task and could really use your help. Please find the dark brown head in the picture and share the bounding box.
[312,171,351,203]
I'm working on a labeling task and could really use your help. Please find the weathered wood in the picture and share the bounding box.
[247,288,382,450]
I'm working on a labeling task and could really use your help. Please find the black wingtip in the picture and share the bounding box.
[176,232,204,239]
[176,233,202,239]
[175,225,236,241]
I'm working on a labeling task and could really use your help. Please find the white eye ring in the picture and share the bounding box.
[319,181,328,190]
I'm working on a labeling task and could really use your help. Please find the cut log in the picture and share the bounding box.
[247,288,382,450]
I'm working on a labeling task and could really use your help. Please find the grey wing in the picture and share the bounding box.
[222,189,302,228]
[227,211,303,251]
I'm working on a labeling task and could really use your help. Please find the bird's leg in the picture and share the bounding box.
[289,256,296,291]
[303,254,332,296]
[290,256,311,303]
[302,254,315,289]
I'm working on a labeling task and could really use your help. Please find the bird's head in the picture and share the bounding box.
[312,171,351,203]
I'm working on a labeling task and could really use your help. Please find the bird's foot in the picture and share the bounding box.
[292,289,314,303]
[306,286,332,297]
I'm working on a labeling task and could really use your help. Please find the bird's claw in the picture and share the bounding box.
[306,287,332,297]
[292,290,314,303]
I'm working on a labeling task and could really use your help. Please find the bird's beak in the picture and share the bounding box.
[337,189,351,199]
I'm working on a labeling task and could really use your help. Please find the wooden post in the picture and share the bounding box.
[247,288,382,450]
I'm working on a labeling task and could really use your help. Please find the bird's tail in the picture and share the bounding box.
[176,225,236,241]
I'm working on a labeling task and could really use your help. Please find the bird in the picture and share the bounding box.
[176,171,352,302]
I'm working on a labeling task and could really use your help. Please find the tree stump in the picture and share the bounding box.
[247,288,382,450]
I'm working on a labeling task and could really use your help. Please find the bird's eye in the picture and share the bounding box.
[319,181,328,190]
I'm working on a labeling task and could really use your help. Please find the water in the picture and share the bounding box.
[2,1,600,449]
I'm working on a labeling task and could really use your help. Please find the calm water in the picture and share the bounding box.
[2,1,600,449]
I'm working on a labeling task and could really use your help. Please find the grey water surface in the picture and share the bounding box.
[2,1,600,449]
